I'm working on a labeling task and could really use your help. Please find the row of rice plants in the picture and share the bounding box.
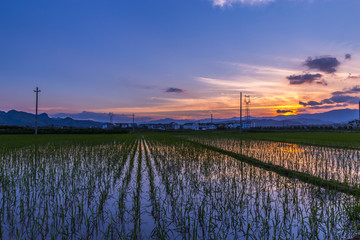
[144,134,360,239]
[0,135,137,239]
[1,133,360,239]
[185,135,360,187]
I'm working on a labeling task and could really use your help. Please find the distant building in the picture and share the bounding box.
[225,123,240,129]
[199,123,217,130]
[138,124,147,129]
[148,124,169,130]
[242,122,252,129]
[116,123,138,129]
[222,122,254,129]
[183,123,199,130]
[102,123,115,129]
[170,122,180,130]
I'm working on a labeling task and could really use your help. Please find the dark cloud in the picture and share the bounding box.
[345,54,352,60]
[332,85,360,95]
[165,87,184,93]
[304,56,340,73]
[299,101,322,107]
[309,104,348,110]
[287,73,323,85]
[276,110,293,114]
[321,99,333,104]
[316,79,328,86]
[345,85,360,94]
[299,101,307,106]
[326,95,358,104]
[300,95,358,107]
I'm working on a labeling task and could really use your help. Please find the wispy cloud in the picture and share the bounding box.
[212,0,275,7]
[347,73,360,80]
[229,62,294,76]
[195,60,359,116]
[197,63,296,92]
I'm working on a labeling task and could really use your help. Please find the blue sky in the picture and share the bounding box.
[1,0,360,119]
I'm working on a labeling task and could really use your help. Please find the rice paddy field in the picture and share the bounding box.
[1,133,360,239]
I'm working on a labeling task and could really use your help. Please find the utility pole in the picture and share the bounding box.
[358,101,360,122]
[132,113,135,133]
[34,87,41,135]
[240,92,242,134]
[211,113,213,124]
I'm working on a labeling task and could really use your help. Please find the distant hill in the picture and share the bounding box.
[50,109,358,125]
[270,109,358,123]
[2,108,358,128]
[0,110,103,128]
[298,109,358,123]
[146,109,355,126]
[52,111,152,123]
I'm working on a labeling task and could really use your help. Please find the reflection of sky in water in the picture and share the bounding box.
[191,137,360,186]
[0,137,359,239]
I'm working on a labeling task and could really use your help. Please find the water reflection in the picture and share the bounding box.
[0,136,359,239]
[190,136,360,186]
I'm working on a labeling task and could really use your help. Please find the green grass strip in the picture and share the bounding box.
[184,138,360,197]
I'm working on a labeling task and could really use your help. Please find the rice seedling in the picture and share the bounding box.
[185,134,360,188]
[0,133,360,239]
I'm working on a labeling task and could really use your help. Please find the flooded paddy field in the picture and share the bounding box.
[1,133,360,239]
[187,135,360,187]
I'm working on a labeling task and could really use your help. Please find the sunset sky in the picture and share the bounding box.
[1,0,360,120]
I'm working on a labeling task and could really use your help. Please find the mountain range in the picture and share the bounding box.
[0,110,103,128]
[52,111,153,123]
[132,109,359,126]
[0,109,358,128]
[51,109,359,125]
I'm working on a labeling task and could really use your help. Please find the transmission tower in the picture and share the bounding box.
[132,113,135,133]
[244,95,251,125]
[109,112,113,124]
